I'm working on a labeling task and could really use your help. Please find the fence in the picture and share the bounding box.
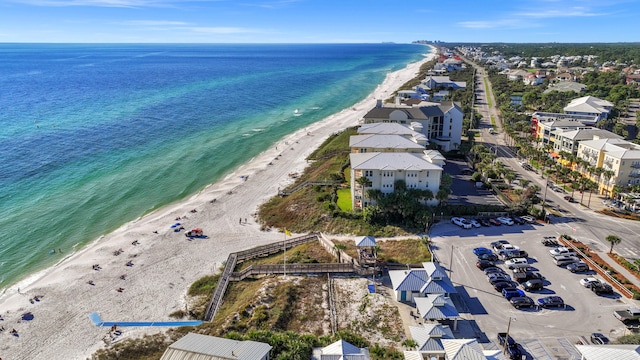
[205,232,329,321]
[229,263,356,281]
[562,239,634,298]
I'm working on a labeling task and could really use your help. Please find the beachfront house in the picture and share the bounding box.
[362,101,463,152]
[388,262,456,303]
[350,152,443,209]
[160,333,272,360]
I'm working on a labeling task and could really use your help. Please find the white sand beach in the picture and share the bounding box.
[0,47,435,360]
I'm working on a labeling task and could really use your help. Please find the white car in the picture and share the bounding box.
[521,215,536,224]
[580,277,601,287]
[469,219,481,228]
[505,257,529,269]
[497,217,514,225]
[549,247,575,257]
[451,217,472,229]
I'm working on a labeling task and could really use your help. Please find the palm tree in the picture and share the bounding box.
[605,234,622,254]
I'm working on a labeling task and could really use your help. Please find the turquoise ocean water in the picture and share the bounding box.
[0,43,427,289]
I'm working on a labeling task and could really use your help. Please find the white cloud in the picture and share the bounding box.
[458,19,535,29]
[516,8,600,18]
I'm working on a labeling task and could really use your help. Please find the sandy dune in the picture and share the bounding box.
[0,47,435,360]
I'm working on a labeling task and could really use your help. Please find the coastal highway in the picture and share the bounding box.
[463,54,640,260]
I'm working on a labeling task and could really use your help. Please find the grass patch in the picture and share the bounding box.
[484,80,493,108]
[334,238,431,264]
[237,240,335,271]
[336,188,352,211]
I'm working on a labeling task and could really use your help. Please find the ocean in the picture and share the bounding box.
[0,43,427,289]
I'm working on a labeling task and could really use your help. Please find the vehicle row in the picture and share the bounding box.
[451,215,535,229]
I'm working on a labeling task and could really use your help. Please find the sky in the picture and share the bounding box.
[0,0,637,43]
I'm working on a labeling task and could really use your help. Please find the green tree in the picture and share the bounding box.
[605,234,622,254]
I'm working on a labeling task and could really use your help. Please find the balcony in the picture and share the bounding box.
[631,163,640,169]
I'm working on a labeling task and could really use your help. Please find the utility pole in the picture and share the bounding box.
[503,316,514,355]
[449,244,454,282]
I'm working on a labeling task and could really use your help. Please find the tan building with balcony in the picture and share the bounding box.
[577,138,640,196]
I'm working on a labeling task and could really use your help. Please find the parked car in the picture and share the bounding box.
[469,219,481,228]
[512,216,525,225]
[494,281,519,292]
[521,215,536,224]
[580,277,601,287]
[473,247,493,256]
[497,216,515,225]
[553,255,580,266]
[502,288,526,300]
[501,249,529,260]
[505,257,528,269]
[484,267,506,276]
[489,218,502,226]
[538,296,565,308]
[510,296,535,309]
[477,259,495,270]
[541,236,559,247]
[478,253,499,262]
[591,282,614,295]
[514,271,543,283]
[495,244,520,255]
[549,247,576,257]
[522,279,544,291]
[452,217,472,229]
[567,262,590,273]
[564,195,575,202]
[512,266,537,274]
[490,240,510,249]
[591,333,610,345]
[488,273,512,284]
[479,218,491,227]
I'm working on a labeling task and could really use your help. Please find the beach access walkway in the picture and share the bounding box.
[89,312,203,327]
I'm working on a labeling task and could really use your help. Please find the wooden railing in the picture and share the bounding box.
[204,233,320,321]
[229,263,356,281]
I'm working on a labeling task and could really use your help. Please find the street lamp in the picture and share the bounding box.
[503,316,516,355]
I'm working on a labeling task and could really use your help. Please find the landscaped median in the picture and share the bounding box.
[558,235,640,299]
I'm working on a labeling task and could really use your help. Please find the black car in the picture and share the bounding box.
[522,279,544,291]
[494,281,519,292]
[514,271,543,283]
[512,266,537,273]
[567,262,590,273]
[541,236,560,246]
[510,296,535,309]
[476,259,495,270]
[564,195,575,202]
[478,253,499,262]
[512,216,525,225]
[484,267,506,275]
[591,333,610,344]
[479,218,491,227]
[538,296,565,308]
[591,282,614,295]
[490,240,510,249]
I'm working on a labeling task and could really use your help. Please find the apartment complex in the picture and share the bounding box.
[362,100,463,152]
[577,138,640,195]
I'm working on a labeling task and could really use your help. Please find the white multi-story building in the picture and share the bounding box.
[564,96,614,120]
[362,101,463,152]
[350,152,443,209]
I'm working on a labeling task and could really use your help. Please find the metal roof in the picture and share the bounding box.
[349,152,443,172]
[575,344,640,360]
[355,236,376,247]
[348,134,424,151]
[415,295,459,320]
[389,269,427,291]
[160,333,272,360]
[357,123,417,136]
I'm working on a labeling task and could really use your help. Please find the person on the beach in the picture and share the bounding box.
[244,218,247,224]
[239,218,242,224]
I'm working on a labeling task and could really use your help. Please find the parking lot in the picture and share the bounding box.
[430,221,628,359]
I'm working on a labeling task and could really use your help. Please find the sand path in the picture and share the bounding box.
[0,47,435,360]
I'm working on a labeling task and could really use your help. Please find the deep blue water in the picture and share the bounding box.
[0,43,427,288]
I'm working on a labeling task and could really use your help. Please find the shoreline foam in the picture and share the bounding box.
[0,46,436,359]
